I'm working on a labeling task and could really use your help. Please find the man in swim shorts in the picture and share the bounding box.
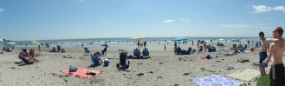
[259,31,269,76]
[263,27,285,86]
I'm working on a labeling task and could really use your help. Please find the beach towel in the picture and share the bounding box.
[192,75,242,86]
[60,68,101,78]
[200,57,208,60]
[256,74,269,86]
[226,69,259,81]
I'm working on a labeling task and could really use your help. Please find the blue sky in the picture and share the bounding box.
[0,0,285,40]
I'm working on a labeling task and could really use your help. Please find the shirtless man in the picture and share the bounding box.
[259,32,269,76]
[263,27,285,86]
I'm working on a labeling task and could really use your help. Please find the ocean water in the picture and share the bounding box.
[36,37,259,42]
[14,37,259,48]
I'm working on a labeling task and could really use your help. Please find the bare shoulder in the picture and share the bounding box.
[270,42,277,48]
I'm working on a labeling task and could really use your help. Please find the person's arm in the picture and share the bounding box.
[266,38,279,43]
[263,43,275,67]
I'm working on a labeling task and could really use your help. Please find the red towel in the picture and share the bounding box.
[60,68,101,78]
[200,57,208,60]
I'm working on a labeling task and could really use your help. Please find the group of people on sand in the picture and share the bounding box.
[15,48,39,66]
[50,45,65,53]
[128,48,150,59]
[258,26,285,86]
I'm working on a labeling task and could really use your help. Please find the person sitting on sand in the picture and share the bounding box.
[142,48,150,59]
[90,52,103,67]
[17,50,39,65]
[198,46,203,52]
[26,54,39,64]
[187,47,192,54]
[29,49,35,57]
[133,48,141,58]
[176,46,182,54]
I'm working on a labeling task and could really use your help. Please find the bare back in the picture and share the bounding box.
[260,39,269,52]
[270,38,285,64]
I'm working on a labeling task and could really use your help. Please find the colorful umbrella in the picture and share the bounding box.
[174,37,188,41]
[28,40,40,45]
[4,42,15,45]
[130,35,146,41]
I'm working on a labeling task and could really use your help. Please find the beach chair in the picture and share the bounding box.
[84,47,90,55]
[133,48,141,58]
[142,48,150,58]
[50,47,56,52]
[176,46,182,55]
[91,55,101,66]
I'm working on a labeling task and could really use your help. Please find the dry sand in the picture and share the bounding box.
[0,42,277,86]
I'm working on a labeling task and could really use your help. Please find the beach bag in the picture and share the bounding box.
[69,65,77,72]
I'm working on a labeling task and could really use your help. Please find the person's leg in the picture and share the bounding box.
[270,66,274,86]
[274,64,285,85]
[259,52,267,76]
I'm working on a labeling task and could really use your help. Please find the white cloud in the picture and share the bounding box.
[79,0,84,2]
[252,5,272,13]
[252,5,285,13]
[0,8,5,13]
[273,6,285,12]
[162,19,175,23]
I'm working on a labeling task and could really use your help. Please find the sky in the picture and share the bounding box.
[0,0,285,40]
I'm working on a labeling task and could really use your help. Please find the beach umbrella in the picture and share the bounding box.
[174,37,188,41]
[28,40,40,45]
[218,38,224,41]
[4,42,15,45]
[130,35,146,41]
[0,39,4,42]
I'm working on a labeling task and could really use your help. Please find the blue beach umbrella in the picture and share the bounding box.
[4,42,15,45]
[174,37,188,41]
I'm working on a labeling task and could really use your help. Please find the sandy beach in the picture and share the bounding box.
[0,41,274,86]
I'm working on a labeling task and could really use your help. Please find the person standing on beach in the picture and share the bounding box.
[263,27,285,86]
[82,43,84,48]
[57,45,61,52]
[38,45,41,54]
[143,41,147,47]
[258,31,269,76]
